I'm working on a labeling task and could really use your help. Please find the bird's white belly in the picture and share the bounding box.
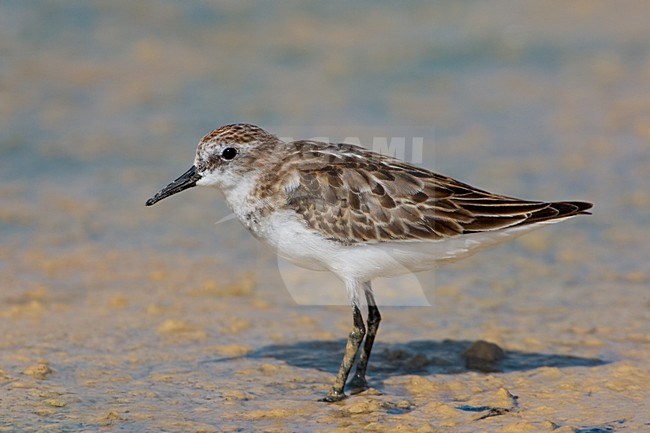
[250,209,560,282]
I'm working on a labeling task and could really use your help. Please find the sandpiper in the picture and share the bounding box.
[146,124,592,402]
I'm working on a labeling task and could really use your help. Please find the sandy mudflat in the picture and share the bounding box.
[1,1,649,432]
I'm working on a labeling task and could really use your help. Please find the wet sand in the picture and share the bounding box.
[1,2,649,432]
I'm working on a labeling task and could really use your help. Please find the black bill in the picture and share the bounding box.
[146,166,202,206]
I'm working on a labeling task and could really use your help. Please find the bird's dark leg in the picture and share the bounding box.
[322,305,365,402]
[348,286,381,394]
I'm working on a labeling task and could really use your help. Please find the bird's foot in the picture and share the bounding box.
[320,389,347,403]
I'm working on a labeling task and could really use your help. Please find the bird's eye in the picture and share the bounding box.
[221,147,237,160]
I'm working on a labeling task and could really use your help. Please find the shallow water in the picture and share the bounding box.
[1,1,649,432]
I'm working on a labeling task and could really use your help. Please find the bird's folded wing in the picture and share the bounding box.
[282,143,591,245]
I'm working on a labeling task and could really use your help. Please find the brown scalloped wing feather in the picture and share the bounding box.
[281,142,592,244]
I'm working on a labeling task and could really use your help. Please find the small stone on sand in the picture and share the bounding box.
[462,340,505,372]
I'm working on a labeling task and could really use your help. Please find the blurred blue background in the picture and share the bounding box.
[0,2,648,430]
